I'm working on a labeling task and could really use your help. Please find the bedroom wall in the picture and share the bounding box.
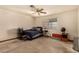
[0,8,34,41]
[35,9,78,40]
[77,8,79,37]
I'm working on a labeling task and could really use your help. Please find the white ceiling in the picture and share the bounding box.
[0,5,78,17]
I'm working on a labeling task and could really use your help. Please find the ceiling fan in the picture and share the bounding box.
[30,5,47,15]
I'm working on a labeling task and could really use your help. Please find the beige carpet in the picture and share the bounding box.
[0,37,77,53]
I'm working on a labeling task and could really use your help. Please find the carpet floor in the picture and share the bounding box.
[0,37,77,53]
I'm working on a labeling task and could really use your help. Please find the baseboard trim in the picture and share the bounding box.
[0,37,18,43]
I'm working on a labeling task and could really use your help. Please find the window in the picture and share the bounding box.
[48,18,58,29]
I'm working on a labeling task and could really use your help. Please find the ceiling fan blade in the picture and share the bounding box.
[39,8,44,11]
[30,5,37,9]
[30,5,35,8]
[40,12,47,14]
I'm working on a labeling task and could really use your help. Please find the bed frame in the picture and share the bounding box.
[17,27,43,40]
